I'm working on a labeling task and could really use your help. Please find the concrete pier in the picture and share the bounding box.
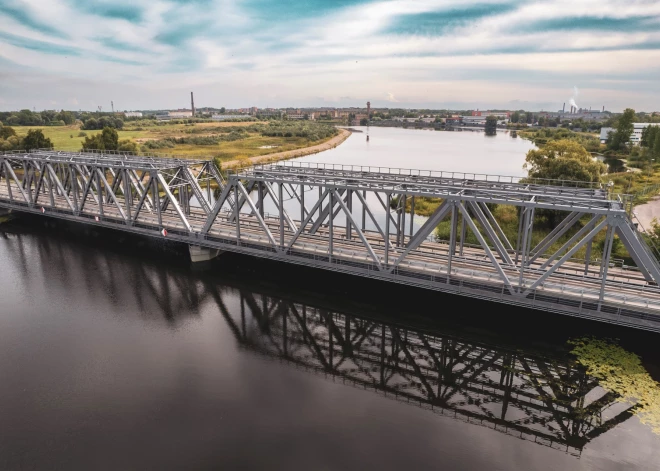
[189,245,222,263]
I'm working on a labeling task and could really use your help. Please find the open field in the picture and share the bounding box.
[11,121,342,164]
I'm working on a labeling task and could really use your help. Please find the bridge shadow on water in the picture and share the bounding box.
[3,214,660,459]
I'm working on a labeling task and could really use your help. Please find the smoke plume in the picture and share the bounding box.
[569,86,579,110]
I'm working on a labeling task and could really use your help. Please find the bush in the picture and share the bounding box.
[77,131,87,137]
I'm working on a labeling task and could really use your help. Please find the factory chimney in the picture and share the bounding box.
[367,101,371,119]
[191,92,195,117]
[602,105,605,112]
[562,102,565,113]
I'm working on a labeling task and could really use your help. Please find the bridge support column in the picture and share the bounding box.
[189,245,223,263]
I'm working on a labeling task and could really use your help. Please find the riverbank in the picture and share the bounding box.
[221,128,351,169]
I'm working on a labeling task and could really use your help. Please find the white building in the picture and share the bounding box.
[211,114,249,121]
[600,123,657,145]
[168,110,193,118]
[124,111,143,118]
[462,116,509,126]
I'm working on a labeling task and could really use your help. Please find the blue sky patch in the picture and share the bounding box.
[386,3,517,36]
[0,2,67,38]
[73,1,144,23]
[522,16,660,33]
[0,32,80,56]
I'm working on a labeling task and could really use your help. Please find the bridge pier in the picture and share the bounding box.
[189,245,223,263]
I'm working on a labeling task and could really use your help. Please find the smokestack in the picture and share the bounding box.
[562,102,565,113]
[367,101,371,119]
[603,105,605,112]
[191,92,195,117]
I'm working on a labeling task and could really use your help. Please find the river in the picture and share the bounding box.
[1,129,659,470]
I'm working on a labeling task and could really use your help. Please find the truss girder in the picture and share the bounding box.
[4,154,660,331]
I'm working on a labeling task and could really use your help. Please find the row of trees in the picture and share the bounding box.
[0,125,53,151]
[81,116,124,130]
[0,109,76,126]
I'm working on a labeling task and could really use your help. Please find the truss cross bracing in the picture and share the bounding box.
[2,152,660,332]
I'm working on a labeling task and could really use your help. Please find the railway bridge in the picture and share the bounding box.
[2,149,660,332]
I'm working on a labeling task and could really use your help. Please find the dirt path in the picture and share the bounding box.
[634,196,660,231]
[222,128,351,169]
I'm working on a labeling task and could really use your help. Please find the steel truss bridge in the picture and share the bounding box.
[3,233,635,458]
[2,150,660,332]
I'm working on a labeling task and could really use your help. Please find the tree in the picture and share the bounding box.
[0,125,17,139]
[608,108,635,152]
[56,110,76,125]
[654,130,660,160]
[117,139,139,153]
[22,129,53,151]
[524,139,606,183]
[485,115,497,135]
[510,111,520,123]
[81,127,119,151]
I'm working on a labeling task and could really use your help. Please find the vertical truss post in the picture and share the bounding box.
[279,182,284,249]
[258,181,265,219]
[318,187,322,220]
[123,169,132,224]
[401,194,407,246]
[385,193,391,266]
[4,161,13,201]
[70,165,79,214]
[234,183,241,244]
[47,166,55,207]
[361,190,366,232]
[599,224,615,304]
[459,210,466,256]
[328,189,334,261]
[410,196,415,237]
[300,183,304,223]
[448,202,457,275]
[151,171,160,226]
[518,207,533,289]
[346,189,352,240]
[515,207,525,264]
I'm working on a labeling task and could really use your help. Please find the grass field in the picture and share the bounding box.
[11,122,336,163]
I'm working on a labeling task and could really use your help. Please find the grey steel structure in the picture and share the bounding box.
[2,150,660,332]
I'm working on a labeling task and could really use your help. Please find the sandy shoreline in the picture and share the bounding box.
[221,128,351,169]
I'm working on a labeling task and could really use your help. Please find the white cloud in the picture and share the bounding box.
[0,0,659,111]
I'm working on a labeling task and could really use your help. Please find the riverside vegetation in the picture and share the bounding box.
[1,119,339,168]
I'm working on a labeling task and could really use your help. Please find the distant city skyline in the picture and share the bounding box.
[1,0,660,112]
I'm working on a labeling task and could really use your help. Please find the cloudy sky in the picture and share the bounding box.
[1,0,659,112]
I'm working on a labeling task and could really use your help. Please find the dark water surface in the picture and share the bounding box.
[1,217,660,471]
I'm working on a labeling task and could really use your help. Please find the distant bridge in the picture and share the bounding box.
[2,149,660,332]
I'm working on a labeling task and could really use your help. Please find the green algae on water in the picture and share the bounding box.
[570,337,660,435]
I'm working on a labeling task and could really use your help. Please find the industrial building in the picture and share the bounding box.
[600,123,657,145]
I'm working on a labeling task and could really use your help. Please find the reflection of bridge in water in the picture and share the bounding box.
[3,230,637,458]
[3,150,660,332]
